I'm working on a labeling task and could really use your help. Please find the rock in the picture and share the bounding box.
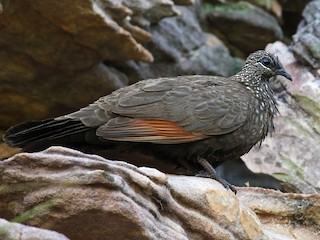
[206,0,283,17]
[0,0,190,128]
[291,0,320,68]
[238,188,320,239]
[242,41,320,194]
[0,146,319,240]
[122,4,243,82]
[279,0,311,13]
[0,142,19,160]
[203,1,283,56]
[246,0,282,17]
[0,218,69,240]
[173,0,195,6]
[117,0,180,26]
[0,0,242,133]
[279,0,311,37]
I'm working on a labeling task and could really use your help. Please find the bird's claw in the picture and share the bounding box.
[197,158,237,194]
[218,178,237,194]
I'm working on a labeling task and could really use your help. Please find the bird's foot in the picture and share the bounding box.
[197,158,237,194]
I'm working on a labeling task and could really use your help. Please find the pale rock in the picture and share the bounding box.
[0,218,69,240]
[0,147,319,240]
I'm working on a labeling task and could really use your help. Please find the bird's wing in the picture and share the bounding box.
[92,75,250,144]
[96,118,206,143]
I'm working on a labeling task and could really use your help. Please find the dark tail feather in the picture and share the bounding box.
[2,119,90,149]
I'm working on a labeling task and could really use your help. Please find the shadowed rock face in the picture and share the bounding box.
[0,147,319,240]
[0,0,241,129]
[0,0,175,125]
[0,0,152,126]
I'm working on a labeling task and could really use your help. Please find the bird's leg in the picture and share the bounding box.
[197,157,237,194]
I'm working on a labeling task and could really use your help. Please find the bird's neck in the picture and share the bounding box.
[233,67,271,88]
[234,67,279,145]
[233,66,279,115]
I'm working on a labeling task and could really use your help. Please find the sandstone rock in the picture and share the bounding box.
[238,188,320,239]
[0,147,319,240]
[291,0,320,68]
[0,0,189,128]
[203,1,283,56]
[0,0,242,133]
[242,41,320,194]
[0,218,69,240]
[0,142,19,160]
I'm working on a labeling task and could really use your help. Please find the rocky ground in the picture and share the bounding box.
[1,147,319,240]
[0,0,319,239]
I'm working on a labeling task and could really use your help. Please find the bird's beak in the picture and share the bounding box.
[275,68,292,81]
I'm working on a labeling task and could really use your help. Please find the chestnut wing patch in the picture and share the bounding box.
[96,117,207,144]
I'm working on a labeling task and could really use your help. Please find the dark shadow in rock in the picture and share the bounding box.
[216,157,298,193]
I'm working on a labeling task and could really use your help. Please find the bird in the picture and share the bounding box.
[3,50,292,193]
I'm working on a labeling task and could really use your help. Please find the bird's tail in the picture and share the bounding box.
[2,118,90,150]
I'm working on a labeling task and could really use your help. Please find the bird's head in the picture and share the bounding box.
[245,50,292,81]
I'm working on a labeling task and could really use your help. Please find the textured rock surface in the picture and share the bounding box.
[0,218,69,240]
[0,0,241,129]
[122,4,243,82]
[0,0,185,126]
[0,147,319,240]
[243,41,320,194]
[0,0,310,132]
[291,0,320,68]
[0,0,153,126]
[203,1,283,56]
[238,188,320,239]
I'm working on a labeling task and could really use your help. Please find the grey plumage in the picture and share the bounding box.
[3,50,292,193]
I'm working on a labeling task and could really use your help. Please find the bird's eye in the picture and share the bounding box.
[261,57,271,66]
